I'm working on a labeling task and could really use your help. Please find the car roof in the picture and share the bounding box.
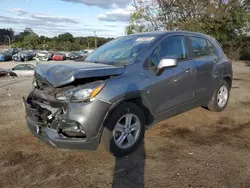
[13,63,36,67]
[128,30,213,39]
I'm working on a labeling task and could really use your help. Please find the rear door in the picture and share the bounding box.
[24,64,35,76]
[189,36,218,98]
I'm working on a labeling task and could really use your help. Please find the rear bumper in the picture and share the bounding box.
[52,57,64,61]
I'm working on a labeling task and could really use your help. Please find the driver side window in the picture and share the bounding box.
[12,64,26,70]
[148,47,159,68]
[147,35,188,68]
[160,36,188,60]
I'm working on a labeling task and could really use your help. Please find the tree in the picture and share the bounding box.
[127,0,250,59]
[126,0,160,34]
[10,28,113,51]
[0,28,14,45]
[15,27,35,42]
[58,33,74,42]
[22,33,39,49]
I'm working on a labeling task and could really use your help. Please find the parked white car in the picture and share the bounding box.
[35,51,53,61]
[11,64,36,76]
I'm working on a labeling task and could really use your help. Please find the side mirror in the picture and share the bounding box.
[156,57,178,76]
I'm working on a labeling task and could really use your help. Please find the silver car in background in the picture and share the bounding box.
[11,63,36,76]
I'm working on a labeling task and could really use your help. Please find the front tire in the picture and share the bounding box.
[207,79,230,112]
[101,102,145,157]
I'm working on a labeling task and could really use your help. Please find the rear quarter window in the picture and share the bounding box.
[207,40,217,56]
[190,37,211,58]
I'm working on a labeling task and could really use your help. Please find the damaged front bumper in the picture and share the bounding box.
[23,90,111,151]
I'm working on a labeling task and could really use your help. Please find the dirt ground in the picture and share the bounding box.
[0,61,250,188]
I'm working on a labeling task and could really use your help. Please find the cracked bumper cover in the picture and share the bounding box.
[24,97,111,151]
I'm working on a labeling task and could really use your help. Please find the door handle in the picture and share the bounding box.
[213,58,219,63]
[185,68,194,73]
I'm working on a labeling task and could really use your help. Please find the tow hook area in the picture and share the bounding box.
[44,109,87,139]
[58,120,87,139]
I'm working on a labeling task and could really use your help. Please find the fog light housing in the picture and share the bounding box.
[61,123,86,138]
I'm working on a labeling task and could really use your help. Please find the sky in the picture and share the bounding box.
[0,0,132,38]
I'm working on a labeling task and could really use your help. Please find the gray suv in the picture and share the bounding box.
[24,31,232,156]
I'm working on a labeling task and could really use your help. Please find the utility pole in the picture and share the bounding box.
[87,41,90,49]
[94,31,97,49]
[4,35,11,47]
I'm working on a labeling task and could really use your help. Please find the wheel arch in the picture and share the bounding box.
[98,93,154,143]
[223,76,232,89]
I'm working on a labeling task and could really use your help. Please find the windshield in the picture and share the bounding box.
[86,35,155,66]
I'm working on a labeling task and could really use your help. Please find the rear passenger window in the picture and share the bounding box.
[190,37,210,57]
[26,65,35,70]
[207,40,217,56]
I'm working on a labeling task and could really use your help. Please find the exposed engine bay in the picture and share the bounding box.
[24,62,124,139]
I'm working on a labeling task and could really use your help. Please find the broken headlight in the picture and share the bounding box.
[55,82,105,102]
[32,79,38,88]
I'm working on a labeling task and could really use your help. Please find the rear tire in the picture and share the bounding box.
[101,102,145,157]
[207,79,230,112]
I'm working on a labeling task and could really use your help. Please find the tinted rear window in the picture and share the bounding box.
[190,37,210,57]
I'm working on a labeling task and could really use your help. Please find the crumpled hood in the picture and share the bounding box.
[35,62,125,87]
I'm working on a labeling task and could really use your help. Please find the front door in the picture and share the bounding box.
[145,35,196,114]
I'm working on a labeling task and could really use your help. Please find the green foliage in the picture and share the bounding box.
[58,33,74,42]
[240,36,250,60]
[127,0,250,60]
[9,27,113,51]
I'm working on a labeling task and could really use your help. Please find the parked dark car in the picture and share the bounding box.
[13,50,35,62]
[78,50,90,57]
[74,56,87,62]
[74,50,90,62]
[23,31,232,156]
[0,48,20,61]
[67,51,82,60]
[52,52,66,61]
[0,50,10,61]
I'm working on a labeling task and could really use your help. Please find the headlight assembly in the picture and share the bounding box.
[55,82,105,102]
[32,79,38,88]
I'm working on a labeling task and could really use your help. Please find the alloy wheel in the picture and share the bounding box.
[217,85,228,108]
[113,113,141,149]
